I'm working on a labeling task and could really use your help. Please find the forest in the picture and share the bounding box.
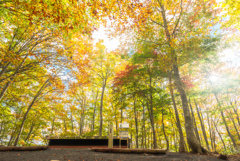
[0,0,240,155]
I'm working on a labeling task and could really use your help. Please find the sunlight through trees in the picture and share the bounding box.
[1,0,240,155]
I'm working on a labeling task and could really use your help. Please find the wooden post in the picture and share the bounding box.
[108,124,113,149]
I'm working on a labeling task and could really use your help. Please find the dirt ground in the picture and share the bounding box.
[0,148,239,161]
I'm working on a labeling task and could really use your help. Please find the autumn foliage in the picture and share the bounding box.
[113,64,139,87]
[1,0,240,155]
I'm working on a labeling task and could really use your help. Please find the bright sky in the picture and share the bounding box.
[91,0,224,51]
[220,46,240,67]
[92,25,120,51]
[91,4,240,69]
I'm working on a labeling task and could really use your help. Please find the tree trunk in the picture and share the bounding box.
[150,130,152,149]
[112,104,118,135]
[25,122,35,142]
[130,122,133,149]
[211,116,216,152]
[142,102,146,149]
[80,97,86,135]
[158,0,202,152]
[8,128,17,146]
[92,103,96,132]
[92,90,98,132]
[206,108,214,151]
[0,122,4,145]
[141,124,144,148]
[121,107,123,123]
[162,106,169,151]
[0,62,10,79]
[213,119,226,151]
[233,108,240,126]
[214,93,237,148]
[0,53,29,101]
[64,119,67,133]
[99,82,106,136]
[174,133,178,152]
[168,71,185,152]
[194,100,210,150]
[7,116,20,146]
[8,135,16,146]
[148,71,157,149]
[133,94,138,149]
[71,112,74,133]
[228,109,240,140]
[14,79,49,146]
[173,64,202,153]
[147,130,150,149]
[189,99,201,144]
[51,117,55,135]
[115,119,118,135]
[0,122,3,135]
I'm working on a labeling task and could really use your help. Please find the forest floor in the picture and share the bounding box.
[0,148,240,161]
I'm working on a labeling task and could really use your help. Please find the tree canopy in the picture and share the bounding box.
[1,0,240,155]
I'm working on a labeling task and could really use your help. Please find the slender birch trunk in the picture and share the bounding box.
[162,106,169,151]
[133,94,138,148]
[213,119,226,151]
[99,81,106,136]
[214,93,237,148]
[194,100,210,150]
[14,79,50,146]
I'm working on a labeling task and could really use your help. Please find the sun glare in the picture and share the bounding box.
[220,47,240,67]
[209,75,219,83]
[92,26,120,51]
